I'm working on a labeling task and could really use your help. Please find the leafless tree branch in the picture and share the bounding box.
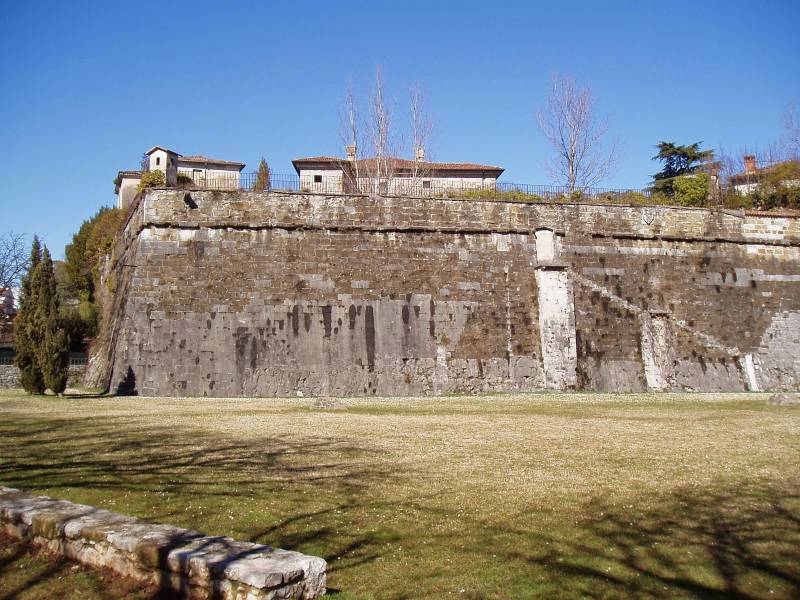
[537,75,617,191]
[781,101,800,160]
[0,232,29,292]
[409,82,433,183]
[338,79,362,189]
[365,66,397,193]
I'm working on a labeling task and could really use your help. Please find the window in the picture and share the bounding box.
[156,157,161,166]
[314,175,323,183]
[0,348,14,365]
[422,180,431,189]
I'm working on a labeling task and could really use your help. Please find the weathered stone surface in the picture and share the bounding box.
[0,364,85,389]
[768,392,800,405]
[0,487,326,599]
[90,190,800,396]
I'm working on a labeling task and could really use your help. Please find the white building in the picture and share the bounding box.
[115,146,246,210]
[292,147,504,195]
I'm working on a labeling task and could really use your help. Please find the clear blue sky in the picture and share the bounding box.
[2,0,798,258]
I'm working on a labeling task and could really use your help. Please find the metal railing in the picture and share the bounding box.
[0,352,86,366]
[172,172,653,205]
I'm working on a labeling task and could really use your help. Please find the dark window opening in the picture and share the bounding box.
[0,348,14,365]
[156,157,161,166]
[422,180,431,189]
[314,175,323,183]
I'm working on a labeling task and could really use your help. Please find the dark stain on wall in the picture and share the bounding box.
[322,306,333,338]
[365,305,376,372]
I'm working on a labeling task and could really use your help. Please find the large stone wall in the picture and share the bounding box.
[95,189,800,396]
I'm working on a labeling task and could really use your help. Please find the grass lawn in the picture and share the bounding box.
[0,389,798,599]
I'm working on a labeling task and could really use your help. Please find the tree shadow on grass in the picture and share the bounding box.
[0,416,398,598]
[0,417,390,499]
[482,480,800,599]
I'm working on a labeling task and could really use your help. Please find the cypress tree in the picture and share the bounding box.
[253,157,271,191]
[14,237,45,393]
[35,248,69,395]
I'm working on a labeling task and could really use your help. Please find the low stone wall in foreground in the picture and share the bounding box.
[0,487,326,599]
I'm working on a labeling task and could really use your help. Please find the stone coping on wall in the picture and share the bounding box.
[0,487,326,599]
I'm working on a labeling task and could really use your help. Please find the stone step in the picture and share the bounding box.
[0,487,326,599]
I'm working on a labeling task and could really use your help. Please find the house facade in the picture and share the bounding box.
[292,147,504,195]
[115,147,246,210]
[730,155,800,195]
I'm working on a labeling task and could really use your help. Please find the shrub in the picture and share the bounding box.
[752,185,800,210]
[616,191,651,205]
[176,173,194,188]
[137,170,165,192]
[721,191,754,210]
[672,173,710,207]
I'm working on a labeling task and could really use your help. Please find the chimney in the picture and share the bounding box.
[743,155,757,174]
[346,144,356,161]
[415,146,425,162]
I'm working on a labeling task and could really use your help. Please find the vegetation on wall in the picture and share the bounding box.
[13,237,70,394]
[670,173,710,207]
[176,173,194,187]
[751,161,800,210]
[63,206,125,346]
[136,170,165,192]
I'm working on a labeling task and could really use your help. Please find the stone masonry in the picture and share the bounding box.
[92,189,800,396]
[0,364,85,389]
[0,487,327,599]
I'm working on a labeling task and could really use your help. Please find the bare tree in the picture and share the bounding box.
[365,66,396,194]
[338,80,362,191]
[537,75,617,192]
[338,70,435,195]
[781,101,800,159]
[409,82,433,188]
[0,232,28,292]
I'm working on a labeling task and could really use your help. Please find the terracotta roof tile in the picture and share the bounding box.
[292,156,504,174]
[178,155,246,168]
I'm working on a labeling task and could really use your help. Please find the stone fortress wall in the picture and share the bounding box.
[93,189,800,397]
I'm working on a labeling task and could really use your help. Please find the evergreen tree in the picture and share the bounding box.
[651,141,714,195]
[35,248,69,394]
[253,157,271,191]
[14,237,45,393]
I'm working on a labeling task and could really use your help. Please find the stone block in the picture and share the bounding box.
[0,487,326,599]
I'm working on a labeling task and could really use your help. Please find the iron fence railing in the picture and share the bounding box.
[171,172,655,205]
[0,351,86,366]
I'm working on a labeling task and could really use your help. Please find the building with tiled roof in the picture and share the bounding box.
[292,146,504,195]
[115,147,246,210]
[729,155,800,195]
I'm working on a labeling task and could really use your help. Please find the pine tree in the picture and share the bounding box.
[253,157,271,191]
[14,237,45,393]
[34,248,69,395]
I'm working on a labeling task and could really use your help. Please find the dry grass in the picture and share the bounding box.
[0,390,798,599]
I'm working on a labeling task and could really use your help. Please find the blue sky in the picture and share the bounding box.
[2,1,798,258]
